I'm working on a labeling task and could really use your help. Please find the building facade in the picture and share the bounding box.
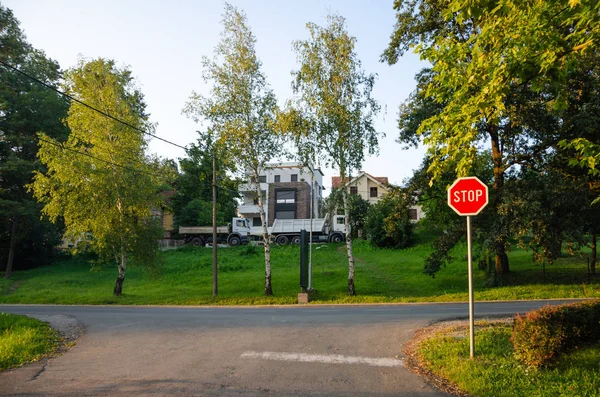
[332,171,424,222]
[238,162,324,235]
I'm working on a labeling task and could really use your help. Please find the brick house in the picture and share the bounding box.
[238,162,324,235]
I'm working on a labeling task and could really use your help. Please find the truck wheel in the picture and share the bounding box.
[191,237,205,247]
[275,235,289,245]
[228,236,241,247]
[330,233,343,243]
[291,235,301,245]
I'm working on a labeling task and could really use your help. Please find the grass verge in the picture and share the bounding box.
[408,320,600,397]
[0,313,60,371]
[1,230,599,305]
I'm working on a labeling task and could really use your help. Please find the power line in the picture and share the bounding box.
[37,137,171,179]
[0,59,188,150]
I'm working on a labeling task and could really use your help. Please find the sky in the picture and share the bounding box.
[4,0,427,192]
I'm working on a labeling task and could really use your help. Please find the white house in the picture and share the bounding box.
[332,171,425,222]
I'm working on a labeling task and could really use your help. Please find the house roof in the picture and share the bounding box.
[331,172,389,189]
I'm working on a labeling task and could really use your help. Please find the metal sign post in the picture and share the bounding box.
[448,176,488,359]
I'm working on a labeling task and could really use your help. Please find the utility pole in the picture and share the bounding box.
[212,149,218,297]
[308,165,314,291]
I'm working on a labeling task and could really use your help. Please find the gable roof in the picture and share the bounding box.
[331,172,389,189]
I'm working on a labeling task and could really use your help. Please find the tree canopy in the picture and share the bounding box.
[30,58,168,295]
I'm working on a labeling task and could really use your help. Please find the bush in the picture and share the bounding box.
[511,299,600,368]
[364,188,413,248]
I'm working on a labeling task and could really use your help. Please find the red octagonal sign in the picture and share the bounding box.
[448,177,489,216]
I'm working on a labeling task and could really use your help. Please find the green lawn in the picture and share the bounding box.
[1,231,598,305]
[0,313,60,370]
[415,322,600,397]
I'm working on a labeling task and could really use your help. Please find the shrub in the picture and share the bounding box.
[365,188,413,249]
[511,299,600,368]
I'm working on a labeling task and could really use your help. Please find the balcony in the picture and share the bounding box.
[238,204,261,215]
[238,182,268,193]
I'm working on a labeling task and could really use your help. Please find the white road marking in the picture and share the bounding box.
[241,351,403,367]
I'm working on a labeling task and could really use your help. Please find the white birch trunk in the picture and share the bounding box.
[342,179,356,296]
[255,179,272,295]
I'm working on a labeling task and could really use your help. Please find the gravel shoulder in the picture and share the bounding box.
[27,314,85,349]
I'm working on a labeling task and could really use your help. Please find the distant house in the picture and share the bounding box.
[332,171,424,222]
[238,162,324,235]
[151,190,175,238]
[332,171,390,204]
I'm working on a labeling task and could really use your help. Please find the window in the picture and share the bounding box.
[409,208,418,221]
[370,187,378,198]
[291,174,298,182]
[274,189,296,220]
[236,219,246,228]
[350,186,358,195]
[252,217,262,227]
[336,217,345,224]
[275,210,295,219]
[258,175,266,183]
[274,175,280,182]
[276,190,295,204]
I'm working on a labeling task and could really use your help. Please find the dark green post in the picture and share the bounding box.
[300,229,309,292]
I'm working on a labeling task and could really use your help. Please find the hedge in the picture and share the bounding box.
[511,299,600,368]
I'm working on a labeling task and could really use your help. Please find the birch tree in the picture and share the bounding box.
[183,3,281,296]
[30,58,166,296]
[290,14,381,295]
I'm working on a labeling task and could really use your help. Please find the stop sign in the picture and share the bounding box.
[447,177,489,216]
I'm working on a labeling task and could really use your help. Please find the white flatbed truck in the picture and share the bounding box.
[179,217,251,247]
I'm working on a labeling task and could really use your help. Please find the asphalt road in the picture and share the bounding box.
[0,300,576,397]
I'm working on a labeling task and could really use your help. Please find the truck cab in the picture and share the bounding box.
[230,217,251,236]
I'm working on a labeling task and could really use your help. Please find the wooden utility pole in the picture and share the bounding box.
[212,150,218,297]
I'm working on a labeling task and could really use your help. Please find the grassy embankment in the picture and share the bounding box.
[1,230,598,305]
[0,313,59,370]
[413,321,600,397]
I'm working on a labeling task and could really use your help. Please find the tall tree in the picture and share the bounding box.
[290,14,382,295]
[30,58,167,296]
[171,136,238,228]
[183,3,282,296]
[382,0,599,275]
[1,5,69,278]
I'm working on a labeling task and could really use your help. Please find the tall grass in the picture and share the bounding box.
[0,313,59,370]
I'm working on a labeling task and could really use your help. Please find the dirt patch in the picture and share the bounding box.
[403,317,514,397]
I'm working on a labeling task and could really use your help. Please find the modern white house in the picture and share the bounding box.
[238,162,324,235]
[332,171,425,222]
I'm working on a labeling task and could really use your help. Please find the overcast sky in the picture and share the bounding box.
[4,0,427,192]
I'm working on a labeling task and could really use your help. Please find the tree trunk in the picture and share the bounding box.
[4,217,18,279]
[490,124,510,275]
[113,248,126,296]
[255,178,272,296]
[591,233,597,275]
[342,184,356,296]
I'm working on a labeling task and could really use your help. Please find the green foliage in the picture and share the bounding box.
[290,13,382,295]
[183,3,281,295]
[0,313,59,370]
[171,137,238,228]
[503,171,591,264]
[30,58,168,295]
[416,323,600,397]
[325,188,370,238]
[0,5,69,275]
[511,299,600,368]
[365,188,414,249]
